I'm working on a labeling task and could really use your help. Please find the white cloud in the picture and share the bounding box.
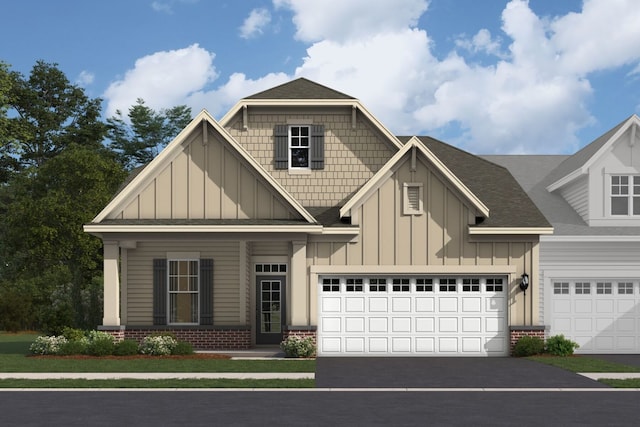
[151,0,198,14]
[75,70,95,86]
[239,8,272,39]
[103,44,217,117]
[455,29,505,58]
[273,0,428,43]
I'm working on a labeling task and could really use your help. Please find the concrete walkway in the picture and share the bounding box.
[0,372,313,380]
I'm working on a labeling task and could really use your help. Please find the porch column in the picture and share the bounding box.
[290,240,308,325]
[102,241,121,326]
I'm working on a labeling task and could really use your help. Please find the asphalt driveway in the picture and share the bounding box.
[315,357,608,388]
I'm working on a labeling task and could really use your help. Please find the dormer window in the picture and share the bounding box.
[610,175,640,216]
[274,124,325,171]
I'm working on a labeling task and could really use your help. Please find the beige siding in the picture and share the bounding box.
[115,126,300,220]
[306,155,540,325]
[126,241,241,325]
[251,241,290,256]
[226,107,395,206]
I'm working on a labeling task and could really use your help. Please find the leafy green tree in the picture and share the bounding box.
[1,61,105,170]
[107,98,192,169]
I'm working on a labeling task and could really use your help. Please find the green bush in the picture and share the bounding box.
[280,336,316,358]
[29,335,68,355]
[512,335,545,357]
[0,285,34,332]
[172,340,195,355]
[85,330,116,356]
[58,339,88,356]
[545,334,579,356]
[62,327,87,342]
[114,339,139,356]
[139,335,177,355]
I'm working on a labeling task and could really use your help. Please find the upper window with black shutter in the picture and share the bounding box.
[274,124,324,171]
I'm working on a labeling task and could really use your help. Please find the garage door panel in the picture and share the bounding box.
[616,317,635,332]
[574,300,592,313]
[618,300,635,313]
[318,276,508,356]
[596,300,614,313]
[574,318,592,332]
[553,300,571,313]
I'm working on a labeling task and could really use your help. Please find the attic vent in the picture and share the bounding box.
[403,182,423,215]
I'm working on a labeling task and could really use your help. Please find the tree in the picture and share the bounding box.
[1,61,105,171]
[107,98,192,169]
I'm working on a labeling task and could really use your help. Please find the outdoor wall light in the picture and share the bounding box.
[519,273,529,292]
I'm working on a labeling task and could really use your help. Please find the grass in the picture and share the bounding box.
[0,333,315,374]
[528,355,640,373]
[598,378,640,388]
[0,378,315,388]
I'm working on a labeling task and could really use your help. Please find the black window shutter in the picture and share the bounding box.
[274,125,288,169]
[199,258,214,325]
[310,124,325,169]
[153,259,167,325]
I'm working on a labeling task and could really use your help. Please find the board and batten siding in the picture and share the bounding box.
[115,126,299,221]
[226,107,395,207]
[559,175,588,222]
[126,241,241,325]
[307,156,539,325]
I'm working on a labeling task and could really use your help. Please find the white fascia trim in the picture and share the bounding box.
[546,168,584,192]
[320,227,359,235]
[220,99,404,151]
[468,227,554,235]
[310,265,517,275]
[541,234,640,242]
[83,224,323,234]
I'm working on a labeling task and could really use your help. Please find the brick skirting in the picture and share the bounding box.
[99,326,251,350]
[509,325,547,354]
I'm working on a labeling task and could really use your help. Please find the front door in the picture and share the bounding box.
[256,275,286,344]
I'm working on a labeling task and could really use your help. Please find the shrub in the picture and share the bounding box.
[114,339,139,356]
[62,327,87,342]
[29,335,68,355]
[139,335,177,356]
[512,335,545,357]
[58,339,88,356]
[545,334,579,356]
[85,330,116,356]
[172,340,195,355]
[280,336,316,358]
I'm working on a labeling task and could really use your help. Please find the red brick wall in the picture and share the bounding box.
[102,328,251,350]
[283,328,317,346]
[509,327,546,354]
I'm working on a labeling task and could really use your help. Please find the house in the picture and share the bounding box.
[486,114,640,354]
[85,78,552,356]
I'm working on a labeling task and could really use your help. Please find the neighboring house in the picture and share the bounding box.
[486,114,640,354]
[85,78,552,356]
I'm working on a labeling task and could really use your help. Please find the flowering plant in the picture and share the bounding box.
[29,335,68,355]
[138,335,178,355]
[280,336,316,358]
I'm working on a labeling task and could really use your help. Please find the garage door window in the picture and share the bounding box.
[346,278,363,292]
[485,278,503,292]
[392,278,410,292]
[618,282,633,294]
[416,278,433,292]
[575,282,591,294]
[596,282,612,294]
[369,279,387,292]
[322,278,340,292]
[439,278,457,292]
[463,278,480,292]
[554,282,569,294]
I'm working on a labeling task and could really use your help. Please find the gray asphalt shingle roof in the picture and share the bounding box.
[244,77,355,100]
[399,136,551,229]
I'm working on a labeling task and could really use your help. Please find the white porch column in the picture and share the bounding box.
[102,241,121,326]
[290,240,308,325]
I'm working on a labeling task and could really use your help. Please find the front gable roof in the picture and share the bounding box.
[547,114,640,192]
[88,110,316,225]
[245,77,355,100]
[340,137,490,219]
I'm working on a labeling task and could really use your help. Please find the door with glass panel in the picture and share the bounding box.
[256,276,286,344]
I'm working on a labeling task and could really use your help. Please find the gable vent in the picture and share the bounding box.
[403,182,423,215]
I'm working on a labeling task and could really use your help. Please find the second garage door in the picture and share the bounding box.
[317,276,508,356]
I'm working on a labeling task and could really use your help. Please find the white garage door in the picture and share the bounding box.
[549,280,640,353]
[317,276,508,356]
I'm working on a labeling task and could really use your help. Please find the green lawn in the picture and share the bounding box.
[598,378,640,388]
[0,333,315,374]
[529,355,640,373]
[0,378,315,388]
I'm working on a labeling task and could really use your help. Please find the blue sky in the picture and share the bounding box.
[2,0,640,154]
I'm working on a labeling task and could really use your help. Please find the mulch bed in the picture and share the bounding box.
[28,353,232,360]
